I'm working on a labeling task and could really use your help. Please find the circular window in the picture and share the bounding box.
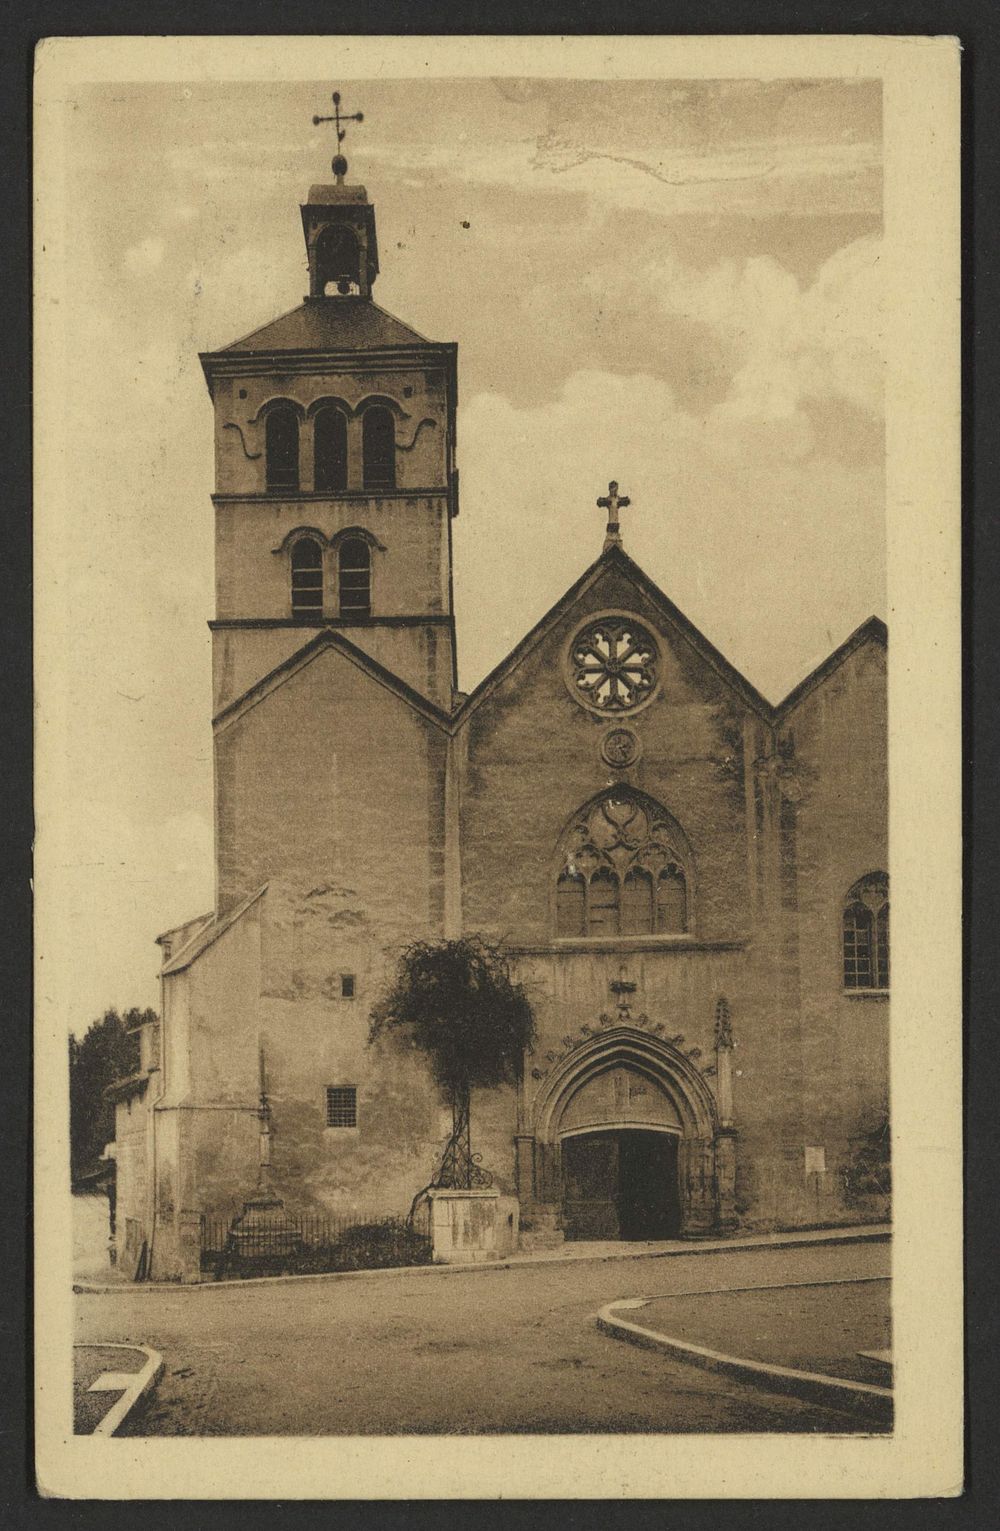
[567,616,660,715]
[601,727,641,768]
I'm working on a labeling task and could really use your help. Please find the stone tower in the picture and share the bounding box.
[199,165,460,747]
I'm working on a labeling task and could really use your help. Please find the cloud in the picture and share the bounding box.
[453,360,884,702]
[123,235,166,273]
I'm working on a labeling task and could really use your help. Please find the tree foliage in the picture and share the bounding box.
[842,1100,891,1203]
[69,1008,152,1179]
[368,937,536,1106]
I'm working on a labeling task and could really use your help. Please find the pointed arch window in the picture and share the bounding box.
[362,406,396,491]
[338,536,372,618]
[843,873,889,991]
[656,866,688,934]
[314,406,348,492]
[555,791,692,939]
[290,536,323,617]
[265,406,300,491]
[556,870,586,937]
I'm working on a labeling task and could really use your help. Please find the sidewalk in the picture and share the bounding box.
[73,1342,163,1435]
[75,1221,889,1294]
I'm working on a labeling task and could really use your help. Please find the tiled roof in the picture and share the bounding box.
[214,300,434,355]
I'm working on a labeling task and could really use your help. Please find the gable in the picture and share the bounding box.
[213,627,450,736]
[457,547,771,733]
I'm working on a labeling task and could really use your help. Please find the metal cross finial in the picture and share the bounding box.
[312,90,365,181]
[597,480,632,550]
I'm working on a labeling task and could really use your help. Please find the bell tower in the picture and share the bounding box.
[199,92,459,715]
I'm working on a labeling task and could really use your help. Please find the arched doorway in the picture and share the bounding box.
[559,1061,682,1239]
[528,1025,723,1239]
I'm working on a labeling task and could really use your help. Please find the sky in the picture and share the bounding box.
[41,76,884,1027]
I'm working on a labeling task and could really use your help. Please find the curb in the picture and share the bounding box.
[74,1224,890,1295]
[596,1291,893,1425]
[74,1342,164,1436]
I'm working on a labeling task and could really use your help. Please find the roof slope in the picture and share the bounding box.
[211,299,435,356]
[455,543,775,724]
[774,616,888,718]
[212,626,453,734]
[161,885,268,976]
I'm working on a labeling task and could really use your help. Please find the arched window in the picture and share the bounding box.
[588,869,620,937]
[314,406,348,492]
[338,536,372,618]
[362,406,395,491]
[555,790,692,939]
[656,866,687,934]
[621,868,654,936]
[266,407,299,491]
[843,873,889,991]
[290,537,323,617]
[556,871,586,938]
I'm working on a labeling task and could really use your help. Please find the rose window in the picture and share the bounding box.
[569,618,658,713]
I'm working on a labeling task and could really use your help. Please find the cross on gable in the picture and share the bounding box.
[597,480,632,550]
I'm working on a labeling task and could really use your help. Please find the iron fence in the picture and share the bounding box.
[199,1209,430,1278]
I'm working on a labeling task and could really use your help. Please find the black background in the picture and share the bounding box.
[2,2,994,1526]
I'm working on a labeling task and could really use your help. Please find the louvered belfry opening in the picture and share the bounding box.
[265,407,300,491]
[338,536,372,618]
[314,405,348,491]
[362,406,395,490]
[290,536,323,617]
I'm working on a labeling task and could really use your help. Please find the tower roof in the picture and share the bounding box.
[211,298,434,357]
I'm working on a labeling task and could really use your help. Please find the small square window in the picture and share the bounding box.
[326,1085,357,1129]
[340,973,356,999]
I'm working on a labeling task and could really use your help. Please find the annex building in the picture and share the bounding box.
[112,140,889,1281]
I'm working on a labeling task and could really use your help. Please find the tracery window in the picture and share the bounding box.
[362,406,396,491]
[568,617,658,714]
[843,873,889,991]
[338,536,372,617]
[556,791,690,938]
[314,405,348,492]
[265,406,300,491]
[290,536,323,617]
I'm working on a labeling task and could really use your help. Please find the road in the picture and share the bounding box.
[75,1238,890,1435]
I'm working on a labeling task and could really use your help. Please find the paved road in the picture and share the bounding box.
[75,1239,890,1435]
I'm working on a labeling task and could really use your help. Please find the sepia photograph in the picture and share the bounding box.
[34,34,962,1499]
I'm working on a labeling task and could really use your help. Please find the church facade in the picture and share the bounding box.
[112,158,890,1281]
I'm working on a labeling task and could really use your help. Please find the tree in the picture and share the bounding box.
[369,937,536,1198]
[69,1008,152,1180]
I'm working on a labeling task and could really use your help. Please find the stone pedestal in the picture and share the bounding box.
[427,1188,502,1263]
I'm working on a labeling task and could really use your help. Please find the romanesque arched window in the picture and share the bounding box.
[556,790,691,939]
[313,405,348,492]
[290,536,323,617]
[338,536,372,617]
[265,406,300,491]
[362,405,395,491]
[843,873,889,990]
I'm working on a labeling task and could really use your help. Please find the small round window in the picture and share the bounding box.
[567,616,659,714]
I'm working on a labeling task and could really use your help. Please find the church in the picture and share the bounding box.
[111,117,890,1281]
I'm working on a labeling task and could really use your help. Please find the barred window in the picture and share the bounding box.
[843,874,889,991]
[325,1086,357,1128]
